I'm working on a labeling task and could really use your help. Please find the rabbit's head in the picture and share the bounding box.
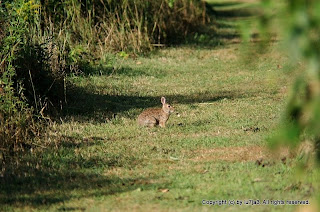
[161,97,174,114]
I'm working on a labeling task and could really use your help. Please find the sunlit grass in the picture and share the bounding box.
[1,1,318,211]
[2,41,316,211]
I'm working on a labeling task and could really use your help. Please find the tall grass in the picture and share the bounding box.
[41,0,209,56]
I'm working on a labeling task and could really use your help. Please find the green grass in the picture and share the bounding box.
[1,1,319,211]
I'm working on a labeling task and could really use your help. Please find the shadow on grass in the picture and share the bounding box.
[0,165,163,208]
[209,2,243,7]
[207,1,260,18]
[63,85,259,122]
[0,136,165,208]
[78,62,161,77]
[185,0,262,47]
[212,7,260,18]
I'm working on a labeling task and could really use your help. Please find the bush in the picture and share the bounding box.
[0,0,65,155]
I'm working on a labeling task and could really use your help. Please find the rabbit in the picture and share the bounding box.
[137,97,174,127]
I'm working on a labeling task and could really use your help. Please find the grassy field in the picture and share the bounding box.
[1,0,319,211]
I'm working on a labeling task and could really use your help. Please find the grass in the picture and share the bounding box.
[1,0,319,211]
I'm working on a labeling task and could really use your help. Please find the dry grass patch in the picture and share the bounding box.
[211,47,240,61]
[188,145,291,162]
[190,145,267,162]
[188,140,316,164]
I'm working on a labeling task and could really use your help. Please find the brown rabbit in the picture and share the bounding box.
[137,97,174,127]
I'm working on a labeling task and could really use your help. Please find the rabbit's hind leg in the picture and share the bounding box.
[146,117,158,127]
[138,116,157,127]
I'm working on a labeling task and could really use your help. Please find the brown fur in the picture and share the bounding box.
[137,97,174,127]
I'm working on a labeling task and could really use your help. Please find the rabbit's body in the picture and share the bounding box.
[137,97,174,127]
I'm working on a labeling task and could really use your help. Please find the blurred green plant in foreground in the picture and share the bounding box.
[250,1,320,208]
[252,0,320,164]
[281,0,319,162]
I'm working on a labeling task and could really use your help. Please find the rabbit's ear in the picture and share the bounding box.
[161,97,166,104]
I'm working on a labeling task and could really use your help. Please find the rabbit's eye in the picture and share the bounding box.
[168,105,171,108]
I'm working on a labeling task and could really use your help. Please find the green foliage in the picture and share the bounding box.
[168,0,176,8]
[0,0,65,154]
[0,1,36,152]
[243,0,320,165]
[259,0,320,163]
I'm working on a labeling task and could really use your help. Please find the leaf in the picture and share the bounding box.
[168,0,175,8]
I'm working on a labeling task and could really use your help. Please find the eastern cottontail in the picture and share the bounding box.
[137,97,174,127]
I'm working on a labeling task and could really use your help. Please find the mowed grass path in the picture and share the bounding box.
[53,46,316,212]
[2,1,319,212]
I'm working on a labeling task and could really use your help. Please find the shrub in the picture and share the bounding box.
[0,0,65,155]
